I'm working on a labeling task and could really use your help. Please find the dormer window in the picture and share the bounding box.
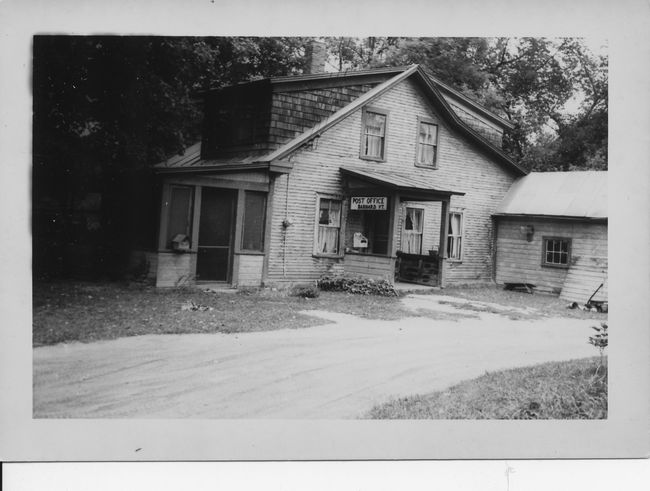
[360,107,388,161]
[416,118,438,168]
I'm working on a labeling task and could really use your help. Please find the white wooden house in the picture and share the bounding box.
[153,62,527,288]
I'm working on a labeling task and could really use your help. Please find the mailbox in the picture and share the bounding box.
[171,234,190,252]
[353,232,368,248]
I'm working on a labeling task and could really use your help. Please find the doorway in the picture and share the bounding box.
[196,187,236,282]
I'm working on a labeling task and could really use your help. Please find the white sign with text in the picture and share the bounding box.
[350,196,387,211]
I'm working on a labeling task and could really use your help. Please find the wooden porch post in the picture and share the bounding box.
[387,192,401,283]
[387,192,401,257]
[438,197,450,287]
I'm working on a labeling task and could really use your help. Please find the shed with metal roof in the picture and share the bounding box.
[493,171,608,303]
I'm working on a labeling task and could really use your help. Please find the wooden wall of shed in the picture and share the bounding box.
[264,77,518,285]
[495,217,608,297]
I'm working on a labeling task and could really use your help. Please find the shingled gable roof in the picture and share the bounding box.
[257,65,527,176]
[156,65,526,176]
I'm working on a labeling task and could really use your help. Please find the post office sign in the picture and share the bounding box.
[350,196,387,211]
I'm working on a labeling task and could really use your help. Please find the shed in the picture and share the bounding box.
[493,171,607,302]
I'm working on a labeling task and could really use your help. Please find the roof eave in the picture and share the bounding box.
[154,162,283,174]
[413,67,527,176]
[493,213,608,222]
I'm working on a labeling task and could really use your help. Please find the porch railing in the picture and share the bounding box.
[395,251,440,286]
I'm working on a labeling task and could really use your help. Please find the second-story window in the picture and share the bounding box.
[416,119,438,167]
[361,108,387,161]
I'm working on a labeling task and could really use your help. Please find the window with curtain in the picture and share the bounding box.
[166,185,194,248]
[316,197,342,255]
[447,210,463,260]
[241,191,267,251]
[402,207,424,254]
[542,237,571,267]
[416,121,438,167]
[361,109,387,160]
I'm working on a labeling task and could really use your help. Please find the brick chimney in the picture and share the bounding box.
[304,39,327,74]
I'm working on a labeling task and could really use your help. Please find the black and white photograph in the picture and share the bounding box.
[31,35,611,420]
[1,0,649,464]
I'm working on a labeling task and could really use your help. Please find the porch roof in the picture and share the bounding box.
[340,167,465,199]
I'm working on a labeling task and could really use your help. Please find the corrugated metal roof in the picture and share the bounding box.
[495,171,607,219]
[340,167,464,196]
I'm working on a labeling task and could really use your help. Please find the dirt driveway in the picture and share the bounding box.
[33,294,597,418]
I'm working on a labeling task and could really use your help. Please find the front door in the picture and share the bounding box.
[196,187,236,282]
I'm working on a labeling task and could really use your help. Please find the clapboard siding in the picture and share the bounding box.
[560,256,608,303]
[265,78,518,285]
[234,254,264,287]
[495,217,607,297]
[345,254,395,280]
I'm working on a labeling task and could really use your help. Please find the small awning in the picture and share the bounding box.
[340,166,464,200]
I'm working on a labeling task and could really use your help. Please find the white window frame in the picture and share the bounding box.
[359,106,389,162]
[415,117,439,168]
[541,236,572,268]
[313,194,344,258]
[446,209,464,261]
[401,206,424,255]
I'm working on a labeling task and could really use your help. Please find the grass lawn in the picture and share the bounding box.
[366,357,607,419]
[32,280,450,346]
[33,280,606,346]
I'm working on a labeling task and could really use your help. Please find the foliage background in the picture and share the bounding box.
[32,36,607,278]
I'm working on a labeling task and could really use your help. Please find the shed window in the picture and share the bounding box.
[447,210,463,261]
[361,109,387,160]
[241,191,267,251]
[542,237,571,267]
[166,185,194,248]
[315,197,342,255]
[416,121,438,167]
[402,207,424,254]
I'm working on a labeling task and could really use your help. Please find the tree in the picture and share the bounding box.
[33,36,311,277]
[333,37,607,171]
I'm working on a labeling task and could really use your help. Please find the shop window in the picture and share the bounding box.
[360,108,388,161]
[166,185,194,249]
[542,237,571,268]
[402,207,424,254]
[447,210,463,261]
[315,197,342,255]
[241,191,267,251]
[416,119,438,167]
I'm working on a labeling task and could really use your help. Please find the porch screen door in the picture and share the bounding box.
[197,187,236,282]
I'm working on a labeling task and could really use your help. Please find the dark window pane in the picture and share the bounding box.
[242,191,267,251]
[167,186,193,248]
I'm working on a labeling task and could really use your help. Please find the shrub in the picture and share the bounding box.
[317,274,397,296]
[289,284,320,298]
[589,321,608,368]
